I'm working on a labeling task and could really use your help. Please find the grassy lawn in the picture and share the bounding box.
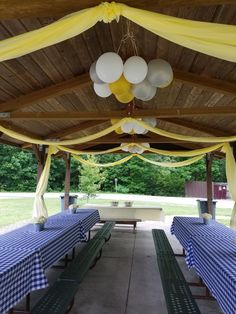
[0,197,232,228]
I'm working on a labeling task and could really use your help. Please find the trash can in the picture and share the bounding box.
[196,199,217,220]
[60,195,78,211]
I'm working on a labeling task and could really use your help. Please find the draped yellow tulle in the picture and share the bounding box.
[72,153,204,168]
[33,146,58,220]
[0,2,236,62]
[1,118,236,227]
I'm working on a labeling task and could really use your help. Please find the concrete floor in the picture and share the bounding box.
[24,220,222,314]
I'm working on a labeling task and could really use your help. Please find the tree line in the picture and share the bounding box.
[0,145,226,196]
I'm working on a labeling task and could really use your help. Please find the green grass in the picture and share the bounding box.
[0,197,232,228]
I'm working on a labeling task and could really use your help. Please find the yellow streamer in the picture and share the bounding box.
[72,153,204,168]
[57,143,130,155]
[72,154,133,167]
[33,146,58,219]
[136,154,204,168]
[0,2,236,62]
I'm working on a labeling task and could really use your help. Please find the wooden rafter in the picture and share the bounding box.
[0,0,234,19]
[0,121,42,139]
[174,70,236,96]
[3,106,236,120]
[21,120,106,148]
[159,118,231,137]
[0,74,90,113]
[0,70,236,114]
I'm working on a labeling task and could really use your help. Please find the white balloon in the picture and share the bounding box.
[142,143,150,149]
[89,61,104,84]
[143,129,149,134]
[132,79,156,101]
[93,83,111,98]
[143,117,157,128]
[129,146,138,154]
[96,52,123,83]
[121,121,134,134]
[147,59,173,88]
[136,146,144,154]
[123,56,148,84]
[143,85,157,101]
[120,143,129,152]
[133,123,146,134]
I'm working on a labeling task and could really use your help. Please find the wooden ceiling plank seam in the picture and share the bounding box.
[4,106,236,120]
[0,74,90,113]
[0,1,235,19]
[159,118,231,137]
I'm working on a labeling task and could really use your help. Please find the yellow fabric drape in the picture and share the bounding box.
[57,143,130,155]
[136,154,204,167]
[0,119,125,146]
[0,2,236,62]
[58,142,223,157]
[221,143,236,229]
[72,154,133,167]
[3,118,236,146]
[136,143,223,157]
[32,146,58,220]
[72,153,204,168]
[132,119,236,143]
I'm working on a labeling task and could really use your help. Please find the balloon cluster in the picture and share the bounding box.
[90,52,173,103]
[111,117,156,135]
[120,143,150,154]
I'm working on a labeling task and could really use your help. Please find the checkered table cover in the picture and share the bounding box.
[170,216,236,250]
[186,236,236,314]
[0,247,47,314]
[0,209,100,313]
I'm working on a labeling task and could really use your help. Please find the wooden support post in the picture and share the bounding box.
[206,153,213,215]
[32,145,46,182]
[63,153,71,210]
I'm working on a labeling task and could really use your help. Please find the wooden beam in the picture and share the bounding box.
[4,106,236,120]
[0,0,233,19]
[0,74,90,113]
[44,120,106,139]
[77,135,191,144]
[206,153,213,216]
[0,138,21,147]
[159,118,231,137]
[0,121,42,139]
[174,69,236,96]
[63,153,71,210]
[1,70,235,114]
[32,144,46,182]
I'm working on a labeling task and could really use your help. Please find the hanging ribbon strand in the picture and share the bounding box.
[0,2,236,62]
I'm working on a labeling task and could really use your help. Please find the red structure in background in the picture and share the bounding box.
[185,181,228,199]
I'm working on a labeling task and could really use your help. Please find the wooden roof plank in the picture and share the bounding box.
[0,0,234,19]
[3,106,236,120]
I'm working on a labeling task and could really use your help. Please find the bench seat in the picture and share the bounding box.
[152,229,200,314]
[100,218,141,230]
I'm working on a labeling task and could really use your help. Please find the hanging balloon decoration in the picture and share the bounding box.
[90,53,173,103]
[120,143,150,154]
[110,118,157,135]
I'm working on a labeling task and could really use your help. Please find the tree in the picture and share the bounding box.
[79,156,106,202]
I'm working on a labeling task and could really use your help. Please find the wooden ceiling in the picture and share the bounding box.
[0,0,236,155]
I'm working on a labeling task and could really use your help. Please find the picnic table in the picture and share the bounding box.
[171,216,236,314]
[0,209,100,313]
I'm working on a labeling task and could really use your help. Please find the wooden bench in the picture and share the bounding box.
[100,218,141,230]
[152,229,201,314]
[31,222,115,314]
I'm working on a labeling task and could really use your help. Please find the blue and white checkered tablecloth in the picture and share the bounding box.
[186,236,236,314]
[170,216,236,250]
[0,209,100,313]
[0,247,47,314]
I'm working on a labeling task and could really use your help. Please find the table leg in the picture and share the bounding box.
[10,293,30,314]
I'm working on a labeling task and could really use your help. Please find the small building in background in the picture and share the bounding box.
[185,181,228,199]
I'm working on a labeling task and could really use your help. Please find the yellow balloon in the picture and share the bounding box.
[109,75,131,95]
[115,92,134,104]
[115,127,123,134]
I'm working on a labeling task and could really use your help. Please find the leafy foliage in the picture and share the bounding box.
[79,156,106,201]
[0,145,227,196]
